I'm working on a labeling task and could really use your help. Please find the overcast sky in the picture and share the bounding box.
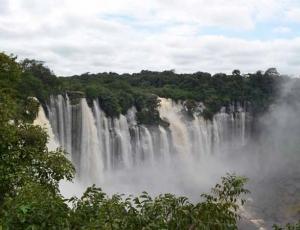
[0,0,300,76]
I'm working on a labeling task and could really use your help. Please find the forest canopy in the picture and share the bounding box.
[0,52,248,229]
[16,56,286,124]
[0,52,299,229]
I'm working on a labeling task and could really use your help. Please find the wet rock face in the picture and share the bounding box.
[42,94,300,226]
[66,91,85,105]
[46,95,249,183]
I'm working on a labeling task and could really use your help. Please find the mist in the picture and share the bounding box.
[48,79,300,228]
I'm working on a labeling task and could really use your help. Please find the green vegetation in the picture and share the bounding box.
[17,55,284,123]
[0,52,249,229]
[68,174,249,229]
[58,69,283,121]
[273,221,300,230]
[0,52,251,229]
[0,52,298,229]
[0,53,74,228]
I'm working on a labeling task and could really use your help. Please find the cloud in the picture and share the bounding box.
[286,8,300,23]
[0,0,300,76]
[273,26,291,34]
[0,0,9,13]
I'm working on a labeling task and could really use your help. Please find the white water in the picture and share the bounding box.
[79,99,103,185]
[35,95,248,196]
[32,90,300,228]
[33,106,58,151]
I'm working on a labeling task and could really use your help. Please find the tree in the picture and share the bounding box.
[21,59,54,81]
[135,94,161,125]
[265,68,279,77]
[232,69,241,76]
[1,183,70,229]
[273,221,300,230]
[0,53,74,207]
[69,174,249,229]
[0,53,21,87]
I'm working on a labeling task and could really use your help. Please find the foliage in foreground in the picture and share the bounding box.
[273,221,300,230]
[0,53,74,229]
[1,174,249,230]
[0,52,251,229]
[0,52,298,229]
[68,174,249,229]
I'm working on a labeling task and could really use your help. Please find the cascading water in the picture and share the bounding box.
[34,105,59,151]
[79,99,103,184]
[41,95,248,187]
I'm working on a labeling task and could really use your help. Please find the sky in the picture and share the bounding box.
[0,0,300,76]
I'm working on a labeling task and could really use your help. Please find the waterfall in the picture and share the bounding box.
[43,95,248,185]
[34,105,59,151]
[158,126,171,162]
[140,126,155,163]
[47,95,72,154]
[80,99,103,185]
[159,98,192,156]
[113,114,133,168]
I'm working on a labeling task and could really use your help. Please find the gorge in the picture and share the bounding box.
[3,54,298,228]
[34,84,300,228]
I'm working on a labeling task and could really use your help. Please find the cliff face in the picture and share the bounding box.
[40,95,249,185]
[35,87,300,226]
